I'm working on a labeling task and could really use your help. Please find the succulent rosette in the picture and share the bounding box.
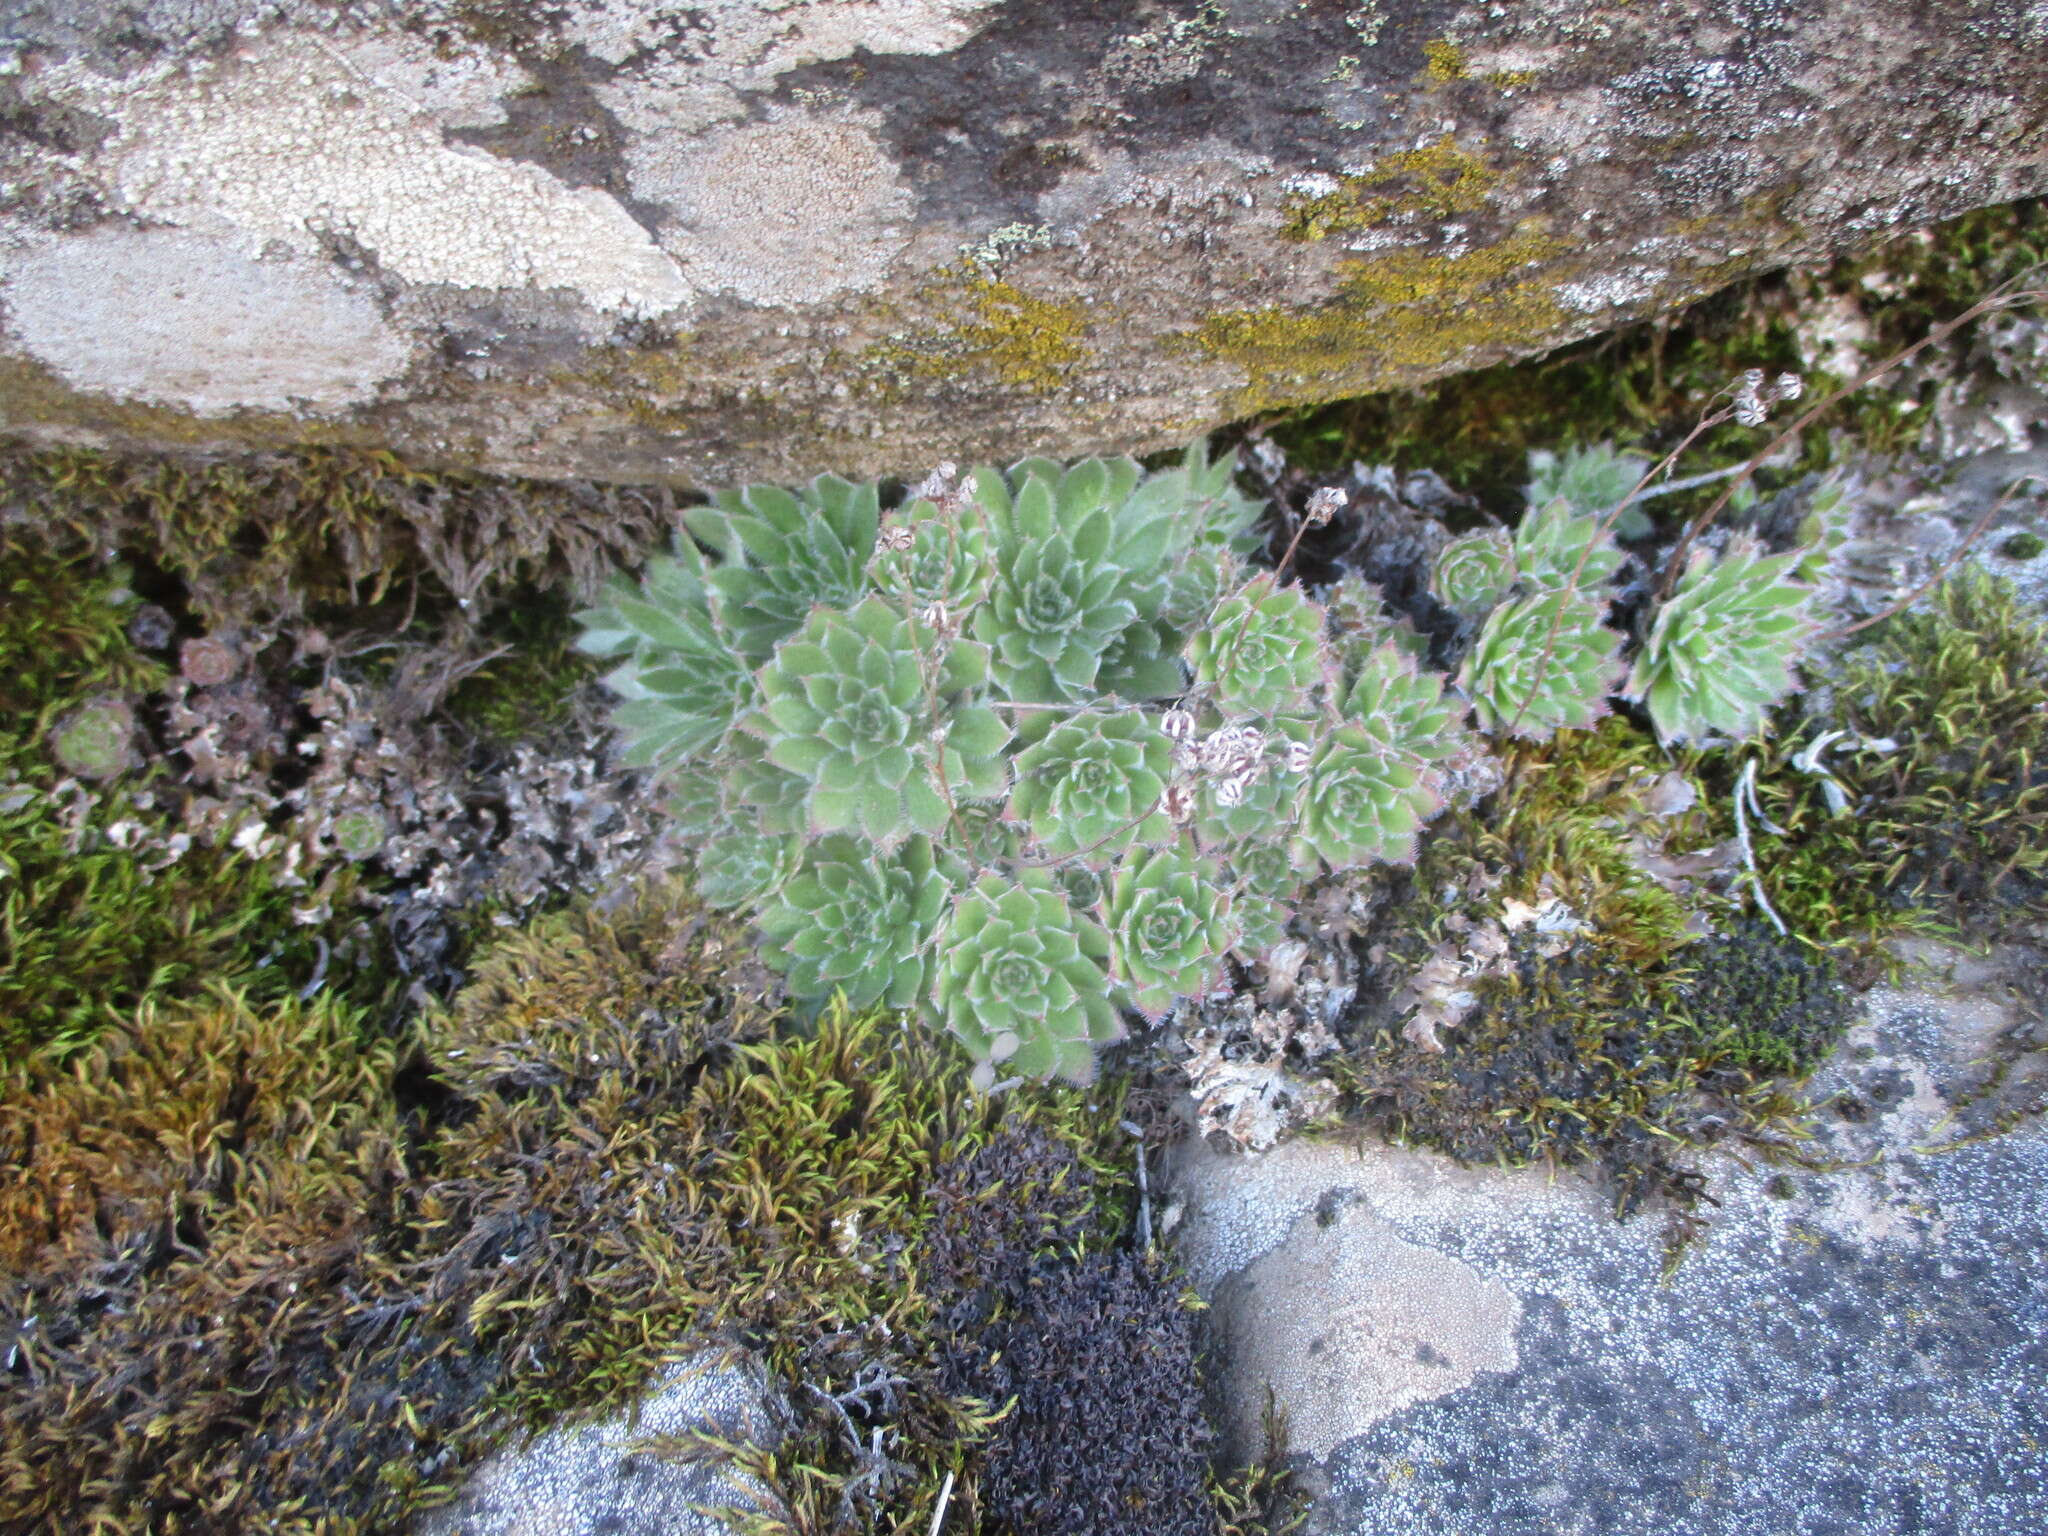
[1343,643,1467,765]
[752,596,1008,845]
[1430,529,1516,617]
[930,871,1121,1086]
[683,474,879,659]
[1291,724,1439,871]
[1224,839,1298,958]
[867,491,992,614]
[1457,588,1624,742]
[1511,495,1627,595]
[1103,849,1236,1018]
[1625,536,1816,745]
[1186,576,1322,717]
[756,835,955,1009]
[578,548,755,773]
[694,830,801,910]
[1525,441,1652,538]
[975,472,1140,702]
[1008,708,1175,861]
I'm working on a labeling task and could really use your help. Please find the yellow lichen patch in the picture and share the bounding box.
[1194,227,1570,413]
[1291,139,1496,239]
[858,269,1093,397]
[1281,136,1500,242]
[1422,38,1468,83]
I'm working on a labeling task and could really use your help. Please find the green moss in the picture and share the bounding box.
[1196,227,1572,415]
[1331,715,1850,1221]
[1335,923,1844,1220]
[1998,530,2045,561]
[1480,720,1708,966]
[0,550,348,1060]
[1281,136,1499,242]
[859,271,1093,397]
[1754,570,2048,939]
[0,876,1183,1533]
[442,586,600,743]
[4,439,667,627]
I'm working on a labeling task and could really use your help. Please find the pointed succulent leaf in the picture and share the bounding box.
[1104,849,1236,1018]
[869,491,992,613]
[976,472,1140,702]
[1625,535,1817,745]
[1095,620,1187,701]
[1325,573,1430,681]
[1008,708,1175,862]
[756,834,957,1009]
[684,476,879,659]
[1126,441,1268,555]
[930,871,1120,1086]
[1190,716,1309,845]
[1186,576,1322,717]
[1224,839,1299,958]
[1458,588,1625,741]
[667,769,736,839]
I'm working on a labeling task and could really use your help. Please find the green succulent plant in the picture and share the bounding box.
[1343,642,1467,766]
[974,470,1142,703]
[1103,849,1235,1018]
[1291,724,1440,871]
[577,545,754,774]
[1223,840,1297,958]
[329,807,389,862]
[1626,536,1816,744]
[684,474,879,659]
[1186,576,1322,717]
[868,488,992,614]
[930,871,1121,1087]
[1008,708,1176,861]
[1458,587,1624,742]
[1511,494,1627,595]
[1124,441,1270,556]
[1324,573,1429,680]
[667,769,734,839]
[1430,529,1516,617]
[756,834,955,1008]
[1526,441,1652,539]
[752,596,1009,845]
[695,829,802,910]
[1192,728,1302,847]
[1792,472,1857,587]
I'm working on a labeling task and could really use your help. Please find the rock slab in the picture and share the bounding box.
[3,1,2047,484]
[1168,943,2048,1535]
[413,1347,781,1536]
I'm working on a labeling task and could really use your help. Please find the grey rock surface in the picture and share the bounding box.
[413,1346,782,1536]
[3,1,2047,485]
[1168,940,2048,1536]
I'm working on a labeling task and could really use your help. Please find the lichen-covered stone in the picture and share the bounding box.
[2,2,2046,484]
